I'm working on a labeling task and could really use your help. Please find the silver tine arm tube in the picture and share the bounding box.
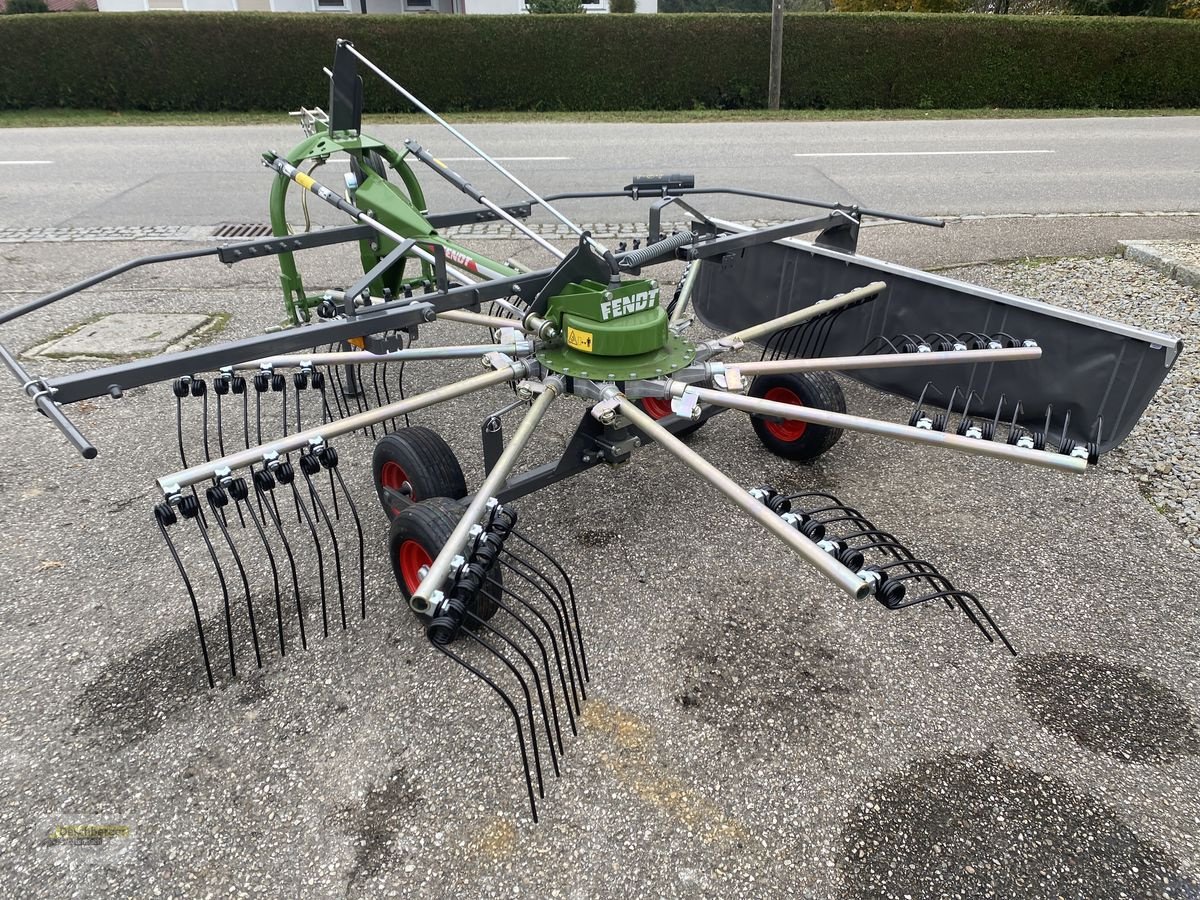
[672,382,1088,474]
[411,378,563,613]
[342,42,608,257]
[613,393,870,601]
[724,346,1041,377]
[717,281,888,348]
[669,262,702,325]
[235,342,532,370]
[156,364,525,494]
[438,309,533,331]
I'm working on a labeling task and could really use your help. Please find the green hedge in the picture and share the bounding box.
[0,12,1197,111]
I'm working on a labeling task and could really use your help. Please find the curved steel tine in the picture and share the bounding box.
[294,374,304,435]
[326,467,341,521]
[467,612,561,778]
[500,546,587,701]
[371,363,387,434]
[254,475,306,651]
[175,386,189,469]
[430,638,538,822]
[495,553,582,707]
[486,573,574,742]
[943,385,964,421]
[330,363,351,422]
[508,528,589,681]
[991,394,1007,436]
[962,389,985,422]
[191,508,237,679]
[463,629,547,798]
[1042,403,1054,440]
[215,384,227,458]
[207,488,262,670]
[255,384,264,447]
[1058,408,1073,452]
[964,594,1015,655]
[235,484,286,657]
[351,364,377,438]
[287,477,329,638]
[155,511,214,687]
[280,376,289,437]
[200,383,212,463]
[873,563,957,593]
[298,458,346,631]
[905,588,993,639]
[380,361,393,429]
[328,460,368,620]
[396,359,411,429]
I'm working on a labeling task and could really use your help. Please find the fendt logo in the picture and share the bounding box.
[599,288,659,322]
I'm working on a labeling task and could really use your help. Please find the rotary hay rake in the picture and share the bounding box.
[0,42,1182,821]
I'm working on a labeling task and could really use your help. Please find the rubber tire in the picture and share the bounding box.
[748,371,845,461]
[363,150,389,182]
[389,497,500,626]
[635,396,706,439]
[372,426,467,520]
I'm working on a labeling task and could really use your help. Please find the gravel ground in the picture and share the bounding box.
[942,256,1200,553]
[0,237,1197,899]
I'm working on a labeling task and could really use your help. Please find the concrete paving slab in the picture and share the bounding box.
[28,311,221,360]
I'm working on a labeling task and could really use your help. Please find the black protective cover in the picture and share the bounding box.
[692,234,1181,452]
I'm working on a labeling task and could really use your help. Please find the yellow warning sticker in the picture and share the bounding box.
[348,336,365,350]
[566,327,594,352]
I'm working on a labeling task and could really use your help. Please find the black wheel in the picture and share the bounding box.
[363,150,389,182]
[372,426,467,520]
[748,371,845,461]
[389,497,500,626]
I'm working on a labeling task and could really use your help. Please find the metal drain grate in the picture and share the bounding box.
[210,223,274,239]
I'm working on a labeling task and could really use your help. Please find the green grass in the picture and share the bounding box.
[2,107,1198,128]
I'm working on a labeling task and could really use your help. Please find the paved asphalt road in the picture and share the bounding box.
[0,119,1198,897]
[1,117,1199,231]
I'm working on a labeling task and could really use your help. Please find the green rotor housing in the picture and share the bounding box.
[536,277,695,380]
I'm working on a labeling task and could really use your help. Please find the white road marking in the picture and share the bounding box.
[794,150,1054,158]
[324,156,570,164]
[0,160,53,166]
[437,156,571,162]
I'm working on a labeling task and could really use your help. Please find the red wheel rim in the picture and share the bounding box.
[380,460,414,500]
[397,540,433,595]
[762,387,808,441]
[640,396,674,420]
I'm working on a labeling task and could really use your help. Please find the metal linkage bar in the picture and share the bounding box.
[157,363,526,494]
[339,41,607,257]
[672,382,1088,473]
[610,391,870,600]
[438,309,530,331]
[262,152,511,283]
[235,342,533,370]
[537,185,945,229]
[412,378,564,614]
[404,141,565,260]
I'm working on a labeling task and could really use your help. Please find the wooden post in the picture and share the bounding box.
[768,0,784,110]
